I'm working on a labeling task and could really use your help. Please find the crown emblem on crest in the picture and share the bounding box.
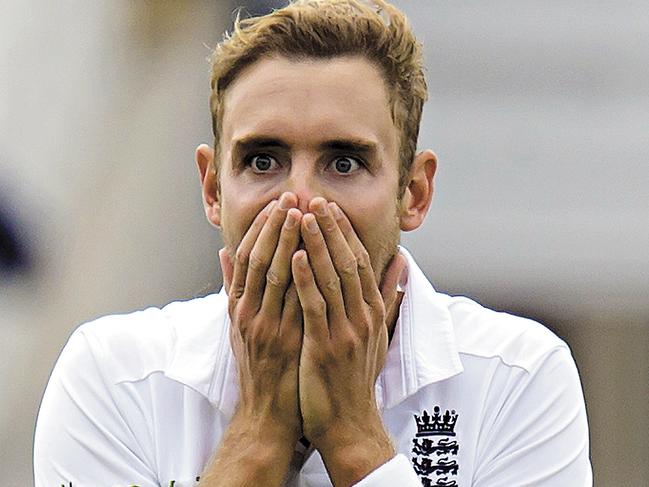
[414,406,458,437]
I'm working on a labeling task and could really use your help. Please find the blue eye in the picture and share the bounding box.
[249,154,278,173]
[332,156,361,174]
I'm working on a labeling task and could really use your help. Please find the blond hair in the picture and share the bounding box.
[209,0,427,192]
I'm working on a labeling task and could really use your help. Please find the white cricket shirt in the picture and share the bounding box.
[34,247,592,486]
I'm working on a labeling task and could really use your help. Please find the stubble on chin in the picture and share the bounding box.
[373,236,401,288]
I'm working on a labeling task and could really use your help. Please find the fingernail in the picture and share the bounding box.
[314,201,327,217]
[279,193,291,210]
[329,202,343,220]
[285,210,297,229]
[305,214,318,233]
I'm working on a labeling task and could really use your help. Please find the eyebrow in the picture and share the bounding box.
[320,139,377,154]
[233,136,289,153]
[232,136,378,155]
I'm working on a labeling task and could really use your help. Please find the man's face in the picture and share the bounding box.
[216,55,405,281]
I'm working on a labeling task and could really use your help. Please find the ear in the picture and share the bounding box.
[399,149,437,232]
[195,144,221,228]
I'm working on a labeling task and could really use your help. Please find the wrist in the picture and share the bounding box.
[200,409,299,486]
[314,415,395,486]
[230,407,301,448]
[317,427,395,466]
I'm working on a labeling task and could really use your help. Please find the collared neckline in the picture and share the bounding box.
[377,246,463,410]
[164,292,232,407]
[165,246,463,415]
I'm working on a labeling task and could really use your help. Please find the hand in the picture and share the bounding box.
[220,192,304,444]
[291,197,406,483]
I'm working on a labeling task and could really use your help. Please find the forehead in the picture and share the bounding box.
[220,55,399,156]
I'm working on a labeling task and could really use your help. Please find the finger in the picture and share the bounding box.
[300,213,347,325]
[219,248,233,292]
[231,199,276,301]
[329,202,383,309]
[260,207,302,321]
[309,198,364,318]
[292,250,329,342]
[244,193,297,312]
[379,252,407,314]
[279,282,303,343]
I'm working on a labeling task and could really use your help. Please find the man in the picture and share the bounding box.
[34,1,592,486]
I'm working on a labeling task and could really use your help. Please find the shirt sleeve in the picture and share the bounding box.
[353,454,423,486]
[34,327,158,487]
[473,346,593,486]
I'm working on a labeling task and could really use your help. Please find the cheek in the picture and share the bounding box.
[345,201,401,283]
[343,196,399,241]
[220,188,267,244]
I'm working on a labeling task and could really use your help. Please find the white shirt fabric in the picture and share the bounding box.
[34,247,592,486]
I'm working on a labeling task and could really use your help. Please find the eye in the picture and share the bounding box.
[248,154,278,173]
[331,156,361,174]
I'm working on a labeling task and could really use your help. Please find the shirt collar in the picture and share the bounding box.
[377,246,463,410]
[165,246,463,415]
[164,292,235,411]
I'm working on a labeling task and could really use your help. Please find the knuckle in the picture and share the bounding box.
[265,268,284,288]
[232,283,245,299]
[322,220,337,233]
[324,275,341,293]
[305,298,327,319]
[247,319,275,349]
[235,248,249,266]
[338,256,358,278]
[248,251,266,272]
[355,249,370,270]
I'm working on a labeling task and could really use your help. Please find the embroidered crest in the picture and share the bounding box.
[412,405,460,486]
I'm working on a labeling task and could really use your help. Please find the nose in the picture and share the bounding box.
[283,163,324,214]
